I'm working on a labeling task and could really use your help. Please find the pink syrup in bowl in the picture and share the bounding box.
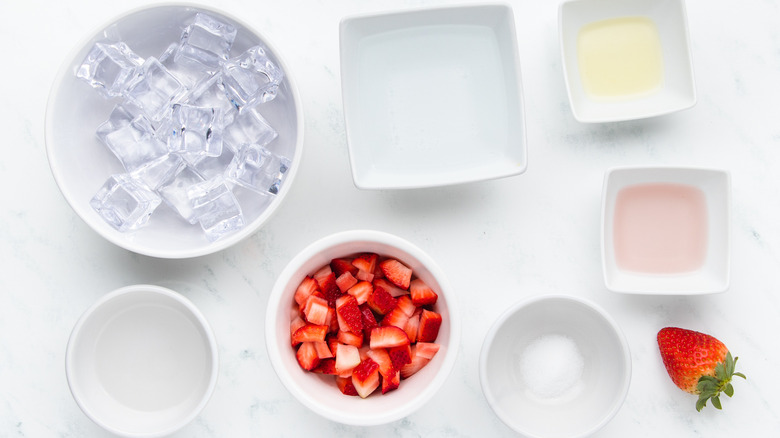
[613,183,708,274]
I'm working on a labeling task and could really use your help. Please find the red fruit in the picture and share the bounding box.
[335,343,361,374]
[417,309,442,343]
[337,330,364,348]
[373,278,408,298]
[409,278,438,306]
[313,341,334,359]
[317,272,343,308]
[291,324,328,345]
[325,307,339,333]
[404,310,421,343]
[381,306,410,330]
[290,315,306,346]
[389,344,412,370]
[379,259,412,289]
[347,281,373,305]
[415,342,440,360]
[657,327,745,411]
[396,295,416,317]
[359,304,379,337]
[336,376,359,396]
[366,348,395,378]
[400,346,431,379]
[335,272,359,293]
[370,326,410,349]
[336,295,364,333]
[367,286,397,315]
[294,276,319,307]
[312,265,332,283]
[381,370,400,394]
[313,358,337,374]
[330,258,358,277]
[296,342,320,371]
[303,295,329,326]
[352,358,380,398]
[352,253,378,274]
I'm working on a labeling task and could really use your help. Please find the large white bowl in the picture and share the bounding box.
[340,3,527,189]
[480,295,631,438]
[66,284,218,437]
[265,230,460,425]
[45,3,304,258]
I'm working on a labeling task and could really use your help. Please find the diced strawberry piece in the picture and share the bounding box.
[396,295,416,317]
[415,342,440,360]
[381,306,409,330]
[330,258,358,277]
[381,370,400,394]
[336,295,363,333]
[335,272,358,293]
[326,334,339,356]
[317,272,343,308]
[409,278,438,306]
[389,344,412,370]
[367,286,397,315]
[356,269,374,282]
[347,281,372,305]
[369,326,410,349]
[373,262,385,279]
[373,278,408,298]
[352,253,378,274]
[312,265,332,283]
[296,342,320,371]
[404,311,421,343]
[290,315,306,346]
[351,358,380,398]
[338,330,364,348]
[359,304,379,338]
[294,276,319,307]
[400,346,431,379]
[312,358,337,374]
[325,307,338,333]
[379,259,412,289]
[366,348,395,378]
[303,295,329,325]
[314,341,334,359]
[418,309,442,343]
[336,376,359,396]
[291,324,328,345]
[335,343,361,374]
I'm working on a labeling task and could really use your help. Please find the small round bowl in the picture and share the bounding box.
[265,230,460,426]
[45,3,303,258]
[479,295,631,438]
[66,285,218,437]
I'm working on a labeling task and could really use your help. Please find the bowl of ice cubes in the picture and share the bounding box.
[45,4,303,258]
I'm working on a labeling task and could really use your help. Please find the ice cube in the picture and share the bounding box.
[158,165,205,224]
[96,111,168,171]
[90,174,161,231]
[159,42,209,89]
[226,143,290,195]
[76,41,144,98]
[124,57,187,122]
[176,12,237,71]
[193,147,235,180]
[130,153,184,190]
[166,104,224,160]
[187,177,244,241]
[223,107,277,152]
[186,72,238,125]
[221,45,284,109]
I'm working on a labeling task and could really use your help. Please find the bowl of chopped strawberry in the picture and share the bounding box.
[265,230,460,425]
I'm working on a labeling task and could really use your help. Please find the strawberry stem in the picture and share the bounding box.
[695,352,746,412]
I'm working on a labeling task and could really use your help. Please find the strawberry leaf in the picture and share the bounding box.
[711,396,722,410]
[724,383,734,397]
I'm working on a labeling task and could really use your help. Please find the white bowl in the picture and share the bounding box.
[601,166,730,294]
[339,4,527,189]
[66,284,218,437]
[265,230,460,425]
[45,3,304,258]
[480,295,631,438]
[559,0,696,122]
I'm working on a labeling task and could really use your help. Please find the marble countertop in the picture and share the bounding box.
[2,0,779,436]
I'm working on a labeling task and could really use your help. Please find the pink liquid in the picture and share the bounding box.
[613,183,708,273]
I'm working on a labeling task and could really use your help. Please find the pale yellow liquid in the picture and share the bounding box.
[577,16,664,99]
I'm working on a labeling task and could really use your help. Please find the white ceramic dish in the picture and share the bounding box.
[602,167,730,294]
[559,0,696,122]
[45,3,304,258]
[340,4,527,189]
[66,284,218,437]
[265,230,460,425]
[479,295,631,438]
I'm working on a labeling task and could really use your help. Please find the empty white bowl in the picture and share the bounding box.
[340,4,527,189]
[559,0,696,122]
[66,284,218,437]
[480,295,631,438]
[601,166,730,294]
[45,4,304,258]
[265,230,460,425]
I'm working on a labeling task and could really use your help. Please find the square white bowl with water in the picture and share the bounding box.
[339,4,527,189]
[559,0,696,122]
[601,167,730,294]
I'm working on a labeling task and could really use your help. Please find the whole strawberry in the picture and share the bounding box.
[657,327,746,411]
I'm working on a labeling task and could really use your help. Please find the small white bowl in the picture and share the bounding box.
[265,230,460,425]
[601,166,730,294]
[480,295,631,438]
[340,4,527,189]
[559,0,696,122]
[45,4,304,258]
[66,284,218,437]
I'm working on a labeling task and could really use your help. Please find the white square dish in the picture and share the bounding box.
[559,0,696,122]
[601,167,730,294]
[340,4,527,189]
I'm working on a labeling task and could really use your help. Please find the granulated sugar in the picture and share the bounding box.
[519,334,584,400]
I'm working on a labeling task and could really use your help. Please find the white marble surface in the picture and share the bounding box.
[2,0,780,436]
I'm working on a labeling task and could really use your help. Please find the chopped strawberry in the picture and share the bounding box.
[396,295,416,317]
[326,334,339,356]
[409,278,438,306]
[366,348,395,378]
[356,269,374,283]
[312,265,332,283]
[381,370,400,394]
[373,262,385,279]
[417,309,442,343]
[352,253,378,274]
[360,304,379,337]
[381,306,410,330]
[352,358,380,398]
[337,330,364,348]
[296,342,320,371]
[290,315,306,346]
[325,306,338,333]
[335,343,361,375]
[317,272,343,308]
[379,259,412,289]
[404,311,421,343]
[336,376,359,396]
[367,286,397,315]
[314,341,334,359]
[347,281,373,305]
[335,272,358,293]
[335,295,363,333]
[389,344,412,370]
[370,326,410,349]
[291,323,328,345]
[330,258,358,277]
[313,358,337,374]
[303,295,329,326]
[400,346,431,379]
[294,276,319,307]
[415,342,440,360]
[373,278,408,298]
